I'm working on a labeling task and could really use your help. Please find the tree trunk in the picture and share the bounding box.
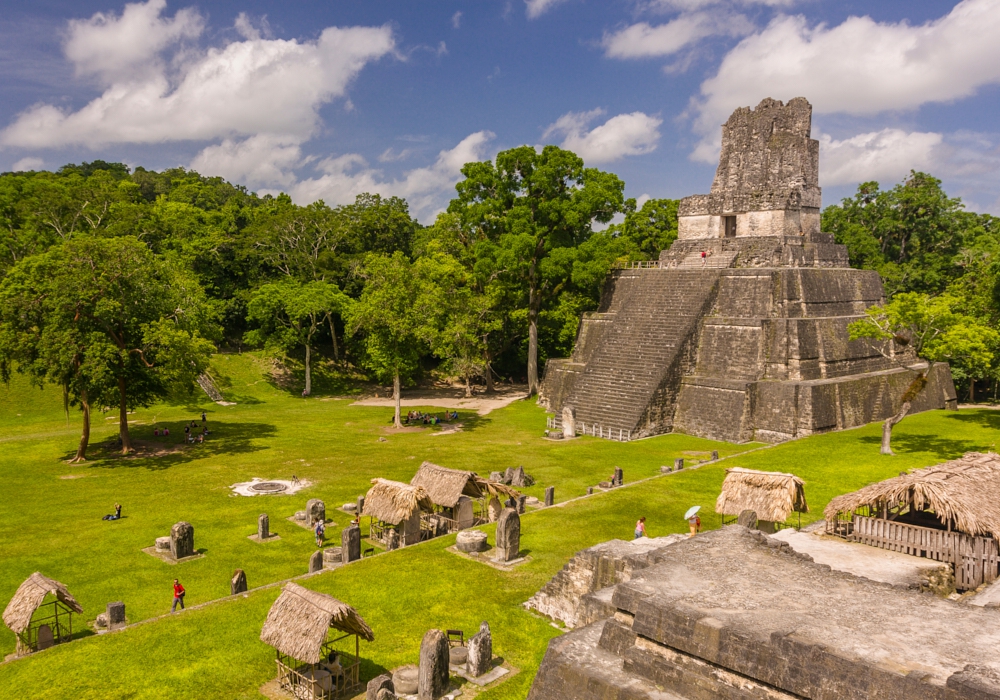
[62,383,70,425]
[969,380,975,403]
[327,315,339,361]
[881,370,928,455]
[484,348,495,394]
[69,388,90,463]
[527,296,539,396]
[118,376,132,454]
[393,370,402,429]
[465,374,473,398]
[304,343,312,396]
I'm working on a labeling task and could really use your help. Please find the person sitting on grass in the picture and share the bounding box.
[163,428,169,437]
[102,503,122,521]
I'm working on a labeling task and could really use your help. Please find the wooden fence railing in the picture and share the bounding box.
[850,515,999,590]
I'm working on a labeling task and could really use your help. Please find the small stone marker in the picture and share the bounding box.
[587,486,594,495]
[711,450,719,461]
[323,547,343,566]
[418,629,450,700]
[737,510,758,528]
[107,601,125,632]
[544,486,554,507]
[95,613,108,628]
[154,536,171,552]
[343,502,357,513]
[294,510,307,522]
[456,530,488,553]
[562,405,576,439]
[342,525,361,563]
[309,550,323,573]
[503,467,514,485]
[488,497,502,522]
[257,513,269,540]
[376,689,396,700]
[449,646,468,665]
[455,495,475,529]
[660,465,672,474]
[170,521,195,560]
[517,494,527,514]
[367,673,394,700]
[36,624,54,650]
[392,666,419,695]
[231,569,247,595]
[495,508,521,563]
[674,458,684,470]
[306,499,326,525]
[489,471,503,483]
[511,466,527,487]
[467,621,493,678]
[357,495,366,515]
[614,467,624,486]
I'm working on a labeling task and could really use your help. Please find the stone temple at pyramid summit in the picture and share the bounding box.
[540,97,957,444]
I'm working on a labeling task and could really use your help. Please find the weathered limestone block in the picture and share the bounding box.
[257,513,269,540]
[155,536,171,552]
[376,690,396,700]
[306,499,325,525]
[488,497,502,522]
[323,547,343,566]
[544,486,554,507]
[366,673,394,700]
[392,666,418,695]
[456,530,488,553]
[106,601,125,631]
[294,510,307,521]
[455,495,474,529]
[737,510,758,528]
[613,467,623,486]
[308,550,323,573]
[231,569,247,595]
[418,629,450,699]
[495,508,520,563]
[467,621,493,678]
[342,525,361,563]
[357,496,365,515]
[449,646,468,665]
[95,613,108,628]
[517,494,527,514]
[674,458,684,470]
[503,467,514,485]
[562,405,576,439]
[170,522,194,559]
[511,466,527,487]
[489,471,503,483]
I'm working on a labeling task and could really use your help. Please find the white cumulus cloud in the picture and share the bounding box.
[190,134,303,188]
[602,13,752,59]
[542,109,662,164]
[11,156,45,171]
[819,129,943,187]
[525,0,570,19]
[1,2,394,149]
[691,0,1000,161]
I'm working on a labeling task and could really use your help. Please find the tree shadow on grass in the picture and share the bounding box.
[381,411,493,435]
[66,420,278,471]
[944,409,1000,435]
[858,432,983,462]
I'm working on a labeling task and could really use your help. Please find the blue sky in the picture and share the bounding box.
[2,0,999,221]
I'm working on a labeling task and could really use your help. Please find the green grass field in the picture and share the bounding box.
[0,353,996,699]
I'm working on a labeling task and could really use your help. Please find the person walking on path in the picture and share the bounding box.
[314,519,325,547]
[688,513,701,537]
[634,517,646,539]
[171,579,186,612]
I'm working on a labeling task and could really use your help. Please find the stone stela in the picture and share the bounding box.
[540,97,957,444]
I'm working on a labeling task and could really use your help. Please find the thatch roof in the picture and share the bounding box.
[3,573,83,635]
[411,462,482,508]
[715,468,808,522]
[260,583,374,664]
[363,478,433,525]
[824,452,1000,540]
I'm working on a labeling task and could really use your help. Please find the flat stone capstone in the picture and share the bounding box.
[456,530,488,553]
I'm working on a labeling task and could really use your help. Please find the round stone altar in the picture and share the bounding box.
[155,537,171,552]
[456,530,488,553]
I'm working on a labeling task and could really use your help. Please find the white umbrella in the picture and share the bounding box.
[684,505,701,520]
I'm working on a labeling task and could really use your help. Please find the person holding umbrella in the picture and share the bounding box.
[685,506,701,537]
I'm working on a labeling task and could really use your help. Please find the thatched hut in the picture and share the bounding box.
[824,452,1000,590]
[362,478,433,547]
[715,468,808,532]
[2,572,83,656]
[260,582,374,699]
[409,461,521,530]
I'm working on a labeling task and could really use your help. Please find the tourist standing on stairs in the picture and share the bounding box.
[635,517,646,539]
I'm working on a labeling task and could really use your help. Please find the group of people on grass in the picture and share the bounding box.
[403,410,459,425]
[151,411,210,444]
[633,511,701,540]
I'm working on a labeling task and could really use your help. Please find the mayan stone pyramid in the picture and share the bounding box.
[540,97,956,443]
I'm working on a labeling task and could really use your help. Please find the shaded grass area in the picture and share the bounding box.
[1,353,997,699]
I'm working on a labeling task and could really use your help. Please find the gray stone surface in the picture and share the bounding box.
[489,471,503,483]
[306,499,325,525]
[587,486,594,495]
[528,527,1000,700]
[376,690,396,700]
[357,496,365,515]
[106,601,125,631]
[95,612,108,628]
[366,673,394,700]
[613,467,623,486]
[342,525,361,563]
[392,666,418,695]
[308,550,323,573]
[516,495,527,514]
[538,98,957,446]
[736,509,757,528]
[322,547,343,565]
[294,510,307,521]
[674,458,684,470]
[467,621,492,678]
[418,629,450,699]
[544,486,554,507]
[170,522,194,559]
[257,513,269,540]
[456,530,488,553]
[449,645,468,665]
[155,536,170,551]
[495,508,520,563]
[230,569,247,595]
[711,450,719,461]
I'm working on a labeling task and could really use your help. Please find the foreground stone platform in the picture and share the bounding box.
[528,527,1000,699]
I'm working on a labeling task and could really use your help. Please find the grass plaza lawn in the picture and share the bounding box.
[0,352,997,699]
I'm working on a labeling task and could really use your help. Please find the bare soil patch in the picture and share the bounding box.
[352,384,529,416]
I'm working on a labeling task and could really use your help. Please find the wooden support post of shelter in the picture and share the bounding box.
[2,572,83,657]
[260,582,375,699]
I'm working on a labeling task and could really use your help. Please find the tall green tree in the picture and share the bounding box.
[849,292,997,455]
[448,146,626,394]
[244,279,351,395]
[347,252,428,427]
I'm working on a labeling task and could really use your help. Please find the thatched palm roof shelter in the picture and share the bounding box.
[260,583,374,665]
[409,461,520,508]
[716,468,808,523]
[362,478,433,525]
[3,572,82,636]
[824,452,1000,540]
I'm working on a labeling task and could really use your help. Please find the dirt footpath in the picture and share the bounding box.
[351,385,530,416]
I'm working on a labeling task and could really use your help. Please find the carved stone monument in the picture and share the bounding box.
[342,525,361,563]
[308,550,323,573]
[306,499,325,525]
[106,601,125,632]
[540,97,956,444]
[357,496,365,515]
[613,467,623,486]
[170,522,194,560]
[231,569,247,595]
[561,405,576,439]
[495,508,521,563]
[544,486,554,507]
[455,495,474,529]
[467,621,493,678]
[367,674,394,700]
[257,513,269,540]
[418,629,450,700]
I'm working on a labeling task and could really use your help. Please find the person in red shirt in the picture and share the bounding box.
[171,579,185,612]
